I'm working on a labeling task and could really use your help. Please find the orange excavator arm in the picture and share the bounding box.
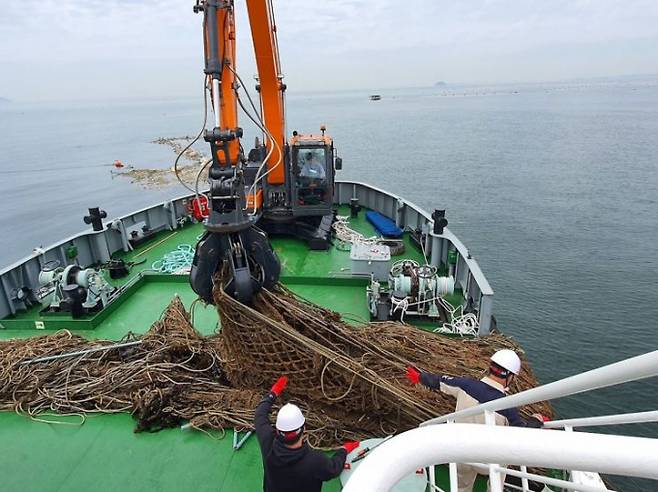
[190,0,281,305]
[200,1,241,167]
[245,0,287,185]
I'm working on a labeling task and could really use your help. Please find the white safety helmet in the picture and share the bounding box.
[275,403,306,432]
[490,349,521,375]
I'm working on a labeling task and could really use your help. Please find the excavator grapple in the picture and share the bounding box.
[190,228,279,304]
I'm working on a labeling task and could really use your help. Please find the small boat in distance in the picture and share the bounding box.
[369,94,382,101]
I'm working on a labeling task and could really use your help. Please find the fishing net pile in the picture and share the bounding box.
[0,298,260,434]
[0,285,551,447]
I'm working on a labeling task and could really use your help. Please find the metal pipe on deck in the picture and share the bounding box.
[91,233,111,263]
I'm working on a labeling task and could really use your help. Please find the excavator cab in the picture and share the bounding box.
[290,131,336,217]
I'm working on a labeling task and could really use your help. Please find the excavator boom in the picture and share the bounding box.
[245,0,286,185]
[189,0,280,304]
[201,0,240,167]
[189,0,341,305]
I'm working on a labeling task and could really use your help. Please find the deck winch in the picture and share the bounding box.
[367,259,454,321]
[36,260,117,317]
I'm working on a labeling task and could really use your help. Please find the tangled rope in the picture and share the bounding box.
[0,285,551,448]
[332,215,380,250]
[332,215,405,257]
[433,297,479,336]
[214,279,551,446]
[0,298,260,433]
[151,244,195,274]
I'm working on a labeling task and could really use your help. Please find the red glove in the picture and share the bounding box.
[406,367,421,385]
[270,376,288,397]
[342,441,360,454]
[532,413,550,423]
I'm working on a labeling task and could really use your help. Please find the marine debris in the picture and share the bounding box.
[0,287,551,448]
[114,136,208,189]
[152,136,206,165]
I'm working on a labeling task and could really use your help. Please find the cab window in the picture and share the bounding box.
[296,148,327,205]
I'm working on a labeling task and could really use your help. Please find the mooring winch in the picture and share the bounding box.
[367,259,455,322]
[36,260,117,317]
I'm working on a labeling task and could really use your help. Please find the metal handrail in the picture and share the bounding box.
[420,350,658,427]
[544,410,658,429]
[341,423,658,491]
[466,463,613,492]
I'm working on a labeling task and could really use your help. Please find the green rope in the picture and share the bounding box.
[151,244,195,273]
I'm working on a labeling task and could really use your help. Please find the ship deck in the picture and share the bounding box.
[0,205,484,491]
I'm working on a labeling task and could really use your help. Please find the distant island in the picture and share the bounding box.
[433,81,447,87]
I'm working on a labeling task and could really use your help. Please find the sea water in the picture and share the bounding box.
[1,79,657,490]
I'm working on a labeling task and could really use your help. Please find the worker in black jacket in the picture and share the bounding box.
[255,376,360,492]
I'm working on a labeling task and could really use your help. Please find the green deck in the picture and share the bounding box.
[0,206,481,491]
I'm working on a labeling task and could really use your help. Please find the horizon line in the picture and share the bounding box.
[3,72,657,105]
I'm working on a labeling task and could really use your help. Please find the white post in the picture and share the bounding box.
[520,465,530,492]
[565,425,575,485]
[447,419,458,492]
[485,410,504,492]
[448,463,458,492]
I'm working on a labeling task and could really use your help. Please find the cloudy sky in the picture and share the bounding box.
[2,0,657,101]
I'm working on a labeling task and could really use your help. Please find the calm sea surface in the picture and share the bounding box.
[1,80,657,490]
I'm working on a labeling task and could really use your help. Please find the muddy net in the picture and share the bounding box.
[0,284,551,448]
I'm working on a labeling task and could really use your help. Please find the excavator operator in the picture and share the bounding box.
[297,151,327,205]
[300,151,326,182]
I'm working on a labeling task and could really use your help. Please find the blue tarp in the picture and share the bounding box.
[365,211,403,238]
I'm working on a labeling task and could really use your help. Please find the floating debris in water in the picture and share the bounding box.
[151,136,206,165]
[113,136,209,189]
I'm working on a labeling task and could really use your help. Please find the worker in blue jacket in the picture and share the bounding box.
[254,376,360,492]
[406,349,547,492]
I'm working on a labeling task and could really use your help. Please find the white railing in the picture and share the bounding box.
[544,410,658,430]
[343,349,658,492]
[464,463,611,492]
[341,424,658,491]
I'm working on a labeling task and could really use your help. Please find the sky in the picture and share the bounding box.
[1,0,658,102]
